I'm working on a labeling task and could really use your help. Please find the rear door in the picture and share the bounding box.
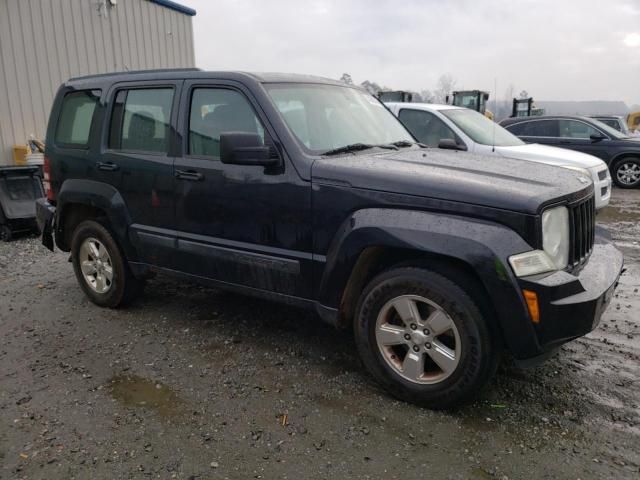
[171,80,312,298]
[101,80,182,266]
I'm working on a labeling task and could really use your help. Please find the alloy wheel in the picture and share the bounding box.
[79,237,114,294]
[375,294,461,384]
[616,162,640,186]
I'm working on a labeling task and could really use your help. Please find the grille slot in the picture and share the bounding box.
[568,196,595,267]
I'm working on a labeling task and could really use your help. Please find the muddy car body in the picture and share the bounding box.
[36,70,623,408]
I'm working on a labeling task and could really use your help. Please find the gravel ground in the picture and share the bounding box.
[1,189,639,480]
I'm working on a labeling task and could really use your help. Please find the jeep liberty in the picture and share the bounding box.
[36,70,623,408]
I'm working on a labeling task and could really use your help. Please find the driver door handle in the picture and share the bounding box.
[96,161,119,171]
[175,169,204,181]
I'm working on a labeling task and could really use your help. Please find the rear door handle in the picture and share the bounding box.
[175,169,204,181]
[96,161,119,171]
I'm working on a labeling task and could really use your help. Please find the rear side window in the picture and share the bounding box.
[507,120,558,137]
[108,88,174,153]
[54,90,100,147]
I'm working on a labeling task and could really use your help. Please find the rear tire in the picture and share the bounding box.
[0,225,12,242]
[612,157,640,188]
[354,267,498,409]
[70,220,143,307]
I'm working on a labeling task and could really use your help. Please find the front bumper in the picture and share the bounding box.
[35,198,56,251]
[517,228,623,355]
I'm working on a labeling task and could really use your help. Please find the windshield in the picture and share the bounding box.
[589,118,628,139]
[441,108,525,147]
[265,84,414,154]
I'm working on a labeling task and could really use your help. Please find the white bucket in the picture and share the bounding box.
[25,152,44,166]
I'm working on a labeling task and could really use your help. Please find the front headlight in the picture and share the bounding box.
[509,206,569,277]
[542,206,569,269]
[561,165,592,181]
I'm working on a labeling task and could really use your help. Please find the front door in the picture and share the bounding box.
[556,119,610,162]
[172,81,312,298]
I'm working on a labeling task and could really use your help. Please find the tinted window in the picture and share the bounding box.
[507,119,558,137]
[398,109,458,146]
[109,88,174,153]
[597,118,618,130]
[189,89,264,157]
[558,120,600,139]
[54,90,100,147]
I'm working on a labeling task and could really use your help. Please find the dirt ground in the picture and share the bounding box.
[1,189,638,480]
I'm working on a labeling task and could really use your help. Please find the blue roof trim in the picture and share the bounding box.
[148,0,196,16]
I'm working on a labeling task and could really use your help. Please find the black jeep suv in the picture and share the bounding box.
[37,70,623,408]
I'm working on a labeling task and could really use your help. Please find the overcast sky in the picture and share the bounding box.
[180,0,640,107]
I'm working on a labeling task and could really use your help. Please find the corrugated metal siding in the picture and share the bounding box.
[0,0,195,165]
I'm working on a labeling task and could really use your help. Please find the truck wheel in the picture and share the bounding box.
[612,158,640,188]
[354,267,498,409]
[0,225,12,242]
[70,220,143,307]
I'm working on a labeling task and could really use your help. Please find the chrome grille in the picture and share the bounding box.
[568,196,595,267]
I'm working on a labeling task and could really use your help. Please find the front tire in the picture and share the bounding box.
[70,220,143,307]
[612,157,640,188]
[354,267,498,409]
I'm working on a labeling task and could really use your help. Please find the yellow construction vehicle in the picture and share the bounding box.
[448,90,493,120]
[628,111,640,134]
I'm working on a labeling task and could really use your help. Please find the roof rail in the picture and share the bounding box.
[68,68,202,82]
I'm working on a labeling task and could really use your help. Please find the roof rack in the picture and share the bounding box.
[68,68,202,82]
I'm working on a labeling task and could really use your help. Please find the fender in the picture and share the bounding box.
[55,179,137,260]
[610,150,640,165]
[317,208,543,358]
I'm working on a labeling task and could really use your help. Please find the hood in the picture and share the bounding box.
[495,143,604,169]
[312,148,592,214]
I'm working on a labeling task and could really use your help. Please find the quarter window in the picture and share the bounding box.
[189,88,264,157]
[558,120,600,139]
[108,88,174,153]
[398,109,458,146]
[54,90,100,147]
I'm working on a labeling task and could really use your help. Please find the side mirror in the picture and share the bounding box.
[590,133,607,142]
[438,138,467,151]
[220,132,278,166]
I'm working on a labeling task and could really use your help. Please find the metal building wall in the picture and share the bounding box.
[0,0,195,165]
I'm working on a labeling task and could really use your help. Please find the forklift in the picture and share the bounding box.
[511,97,545,117]
[447,90,493,120]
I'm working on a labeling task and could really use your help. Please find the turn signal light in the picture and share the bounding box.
[523,289,540,324]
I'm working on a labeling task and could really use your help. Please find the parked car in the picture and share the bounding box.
[590,115,632,136]
[385,103,611,209]
[37,70,623,409]
[500,115,640,188]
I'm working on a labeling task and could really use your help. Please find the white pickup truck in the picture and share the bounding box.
[385,102,612,210]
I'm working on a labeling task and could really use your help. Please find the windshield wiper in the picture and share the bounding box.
[322,143,398,156]
[391,140,429,148]
[390,140,414,148]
